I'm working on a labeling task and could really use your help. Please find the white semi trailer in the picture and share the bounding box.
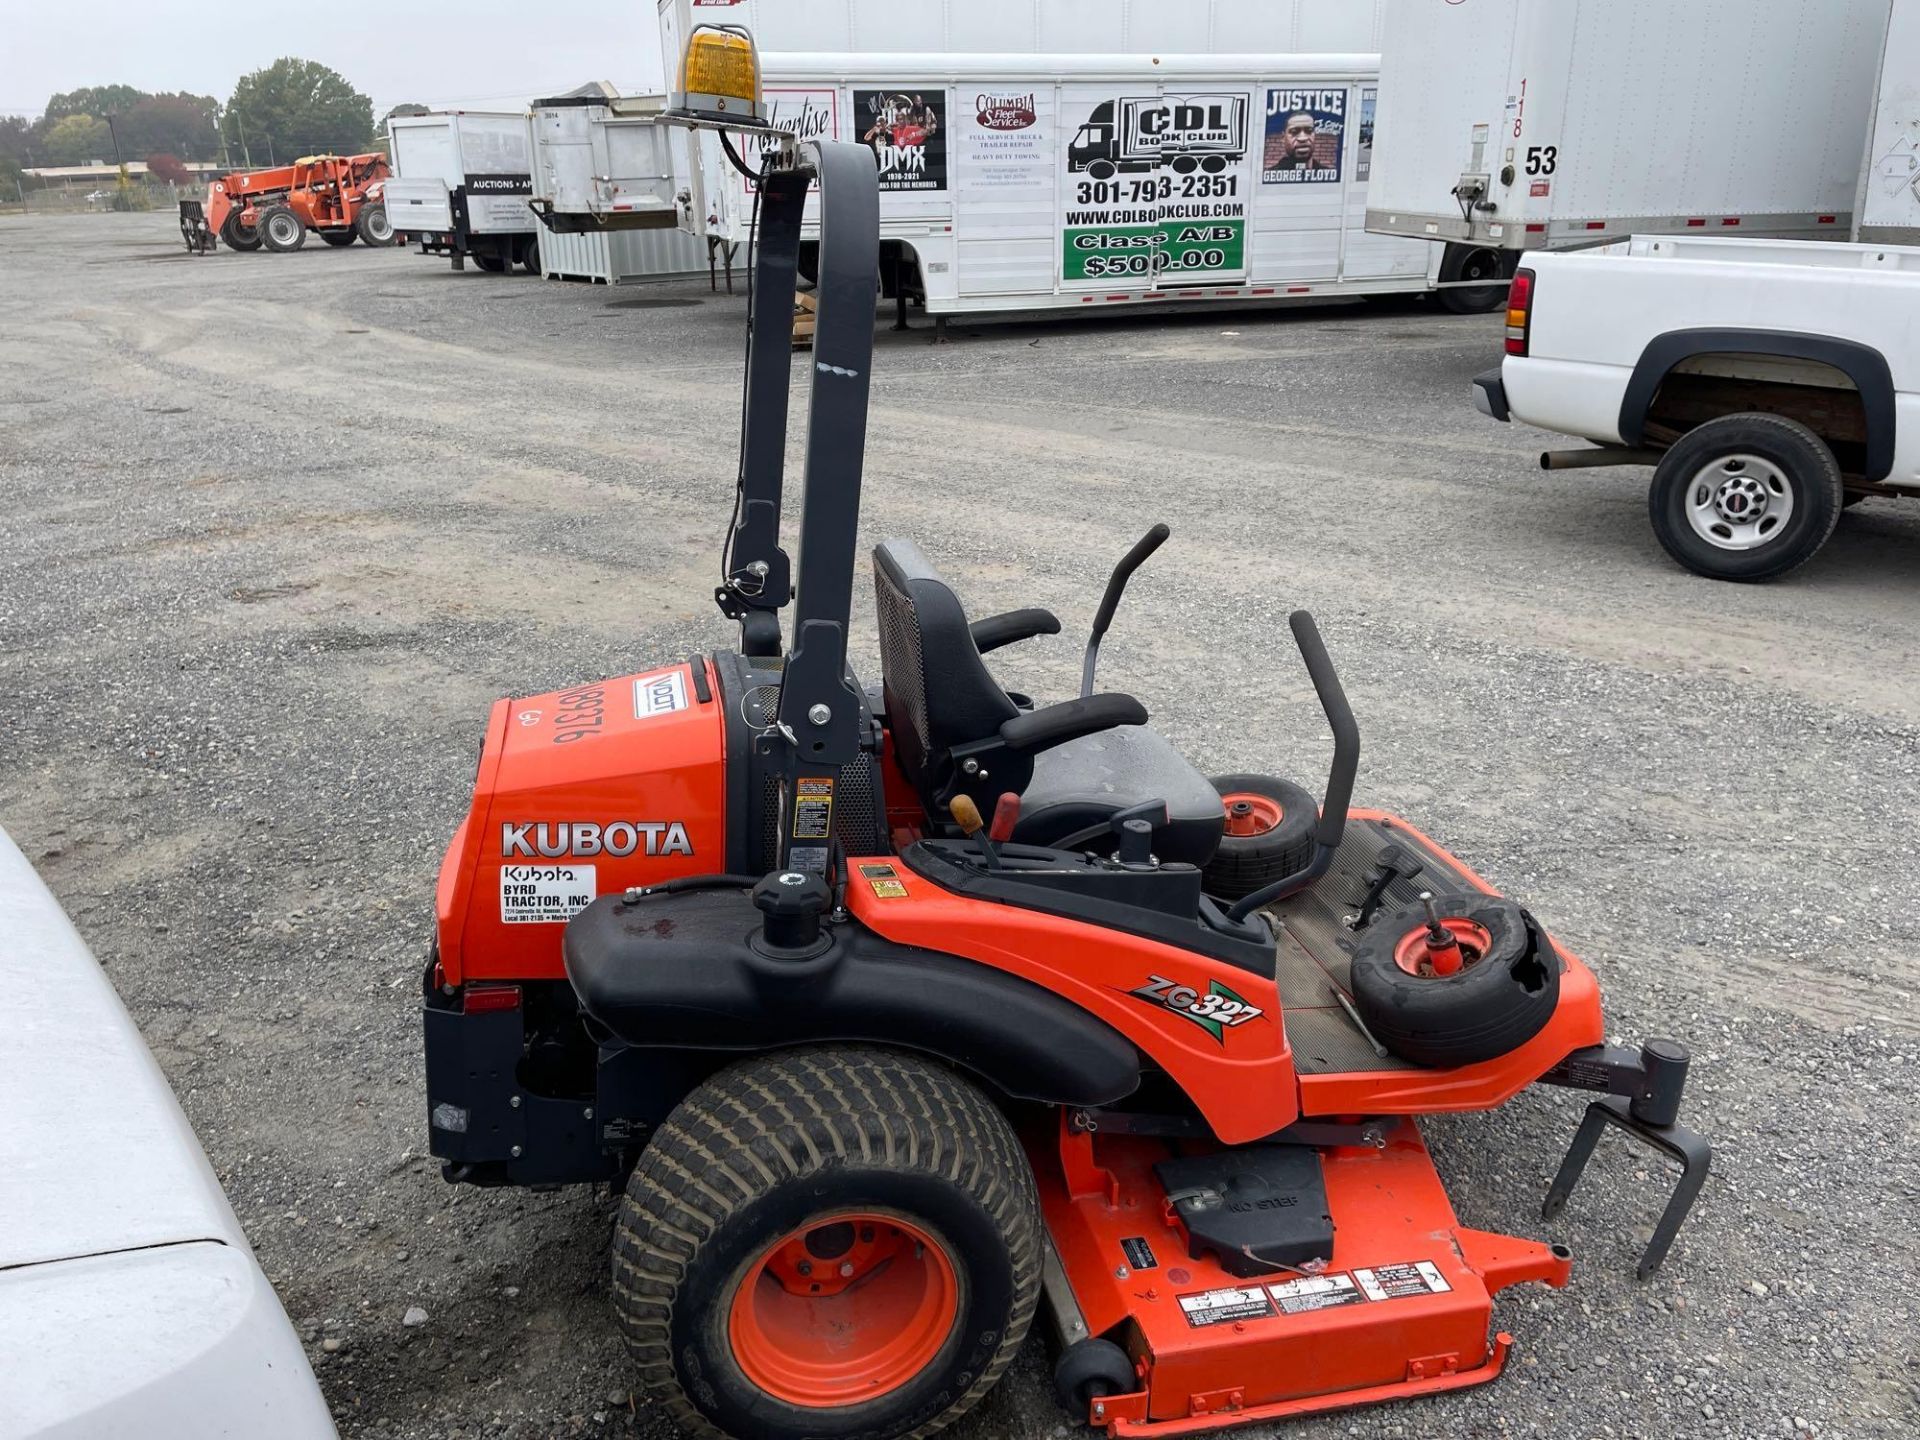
[1366,0,1890,258]
[1857,0,1920,244]
[386,110,542,274]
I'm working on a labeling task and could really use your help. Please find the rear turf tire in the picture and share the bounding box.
[613,1047,1041,1440]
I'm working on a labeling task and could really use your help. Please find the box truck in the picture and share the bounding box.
[386,110,541,273]
[654,47,1500,319]
[1366,0,1889,256]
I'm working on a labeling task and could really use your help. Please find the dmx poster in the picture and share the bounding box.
[855,89,948,191]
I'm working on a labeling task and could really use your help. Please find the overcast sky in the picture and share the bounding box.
[1,1,669,118]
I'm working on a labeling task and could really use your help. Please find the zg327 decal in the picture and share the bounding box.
[1126,975,1264,1042]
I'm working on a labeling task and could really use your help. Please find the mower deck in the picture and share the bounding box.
[1034,1118,1570,1434]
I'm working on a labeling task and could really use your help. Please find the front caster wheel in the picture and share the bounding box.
[612,1047,1042,1440]
[1053,1337,1138,1425]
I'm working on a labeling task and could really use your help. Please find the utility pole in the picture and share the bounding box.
[235,111,253,169]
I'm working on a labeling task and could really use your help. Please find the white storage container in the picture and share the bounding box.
[539,225,708,284]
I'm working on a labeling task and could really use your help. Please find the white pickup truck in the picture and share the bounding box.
[1473,234,1920,581]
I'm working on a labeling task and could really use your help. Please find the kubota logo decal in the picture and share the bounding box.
[501,821,693,859]
[1126,975,1264,1042]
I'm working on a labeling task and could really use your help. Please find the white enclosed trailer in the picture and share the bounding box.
[1367,0,1889,255]
[387,110,541,274]
[656,0,1386,53]
[1857,0,1920,244]
[655,44,1495,320]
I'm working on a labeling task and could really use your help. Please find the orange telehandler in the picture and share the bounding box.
[182,153,396,254]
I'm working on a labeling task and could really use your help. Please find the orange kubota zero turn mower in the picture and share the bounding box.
[421,138,1709,1439]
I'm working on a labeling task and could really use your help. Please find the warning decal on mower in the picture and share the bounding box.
[632,669,689,719]
[859,863,908,898]
[499,864,596,924]
[792,777,834,840]
[1176,1286,1274,1328]
[1268,1273,1366,1314]
[1353,1261,1451,1302]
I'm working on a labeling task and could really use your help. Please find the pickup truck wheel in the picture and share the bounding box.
[1649,414,1843,582]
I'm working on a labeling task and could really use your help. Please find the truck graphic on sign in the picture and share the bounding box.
[1067,94,1250,179]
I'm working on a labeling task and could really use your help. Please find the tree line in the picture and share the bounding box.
[1,59,390,192]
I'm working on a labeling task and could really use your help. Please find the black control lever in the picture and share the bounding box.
[1081,524,1170,698]
[1052,798,1170,854]
[1225,611,1360,923]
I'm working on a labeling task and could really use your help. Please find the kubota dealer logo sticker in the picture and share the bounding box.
[1126,975,1264,1041]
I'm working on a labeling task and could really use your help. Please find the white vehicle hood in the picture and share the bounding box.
[0,827,335,1439]
[0,829,242,1266]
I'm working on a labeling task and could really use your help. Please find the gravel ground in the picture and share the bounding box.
[2,211,1916,1440]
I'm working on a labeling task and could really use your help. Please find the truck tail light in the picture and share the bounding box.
[1505,268,1535,356]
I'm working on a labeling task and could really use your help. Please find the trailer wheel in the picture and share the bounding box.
[220,213,263,252]
[1437,244,1510,314]
[613,1047,1040,1440]
[473,251,508,273]
[355,202,394,246]
[520,235,540,275]
[1349,896,1561,1068]
[260,207,308,252]
[1647,413,1844,582]
[319,229,357,247]
[1200,773,1318,901]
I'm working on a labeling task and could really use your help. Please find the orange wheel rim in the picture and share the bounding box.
[1221,792,1283,837]
[1392,918,1493,977]
[727,1212,960,1408]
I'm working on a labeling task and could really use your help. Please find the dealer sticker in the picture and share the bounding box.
[500,864,596,924]
[1268,1273,1366,1314]
[1176,1286,1274,1328]
[1353,1261,1451,1302]
[632,669,688,719]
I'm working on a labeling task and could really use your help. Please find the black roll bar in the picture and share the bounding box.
[723,139,880,872]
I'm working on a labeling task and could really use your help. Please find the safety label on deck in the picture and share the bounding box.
[1268,1273,1366,1314]
[1177,1286,1274,1327]
[1353,1261,1451,1302]
[499,864,596,924]
[792,777,834,840]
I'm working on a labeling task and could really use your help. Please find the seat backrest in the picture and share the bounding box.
[873,539,1027,812]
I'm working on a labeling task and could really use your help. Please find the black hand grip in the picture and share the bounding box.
[1081,523,1169,698]
[1288,610,1358,849]
[1091,524,1170,640]
[1222,611,1360,924]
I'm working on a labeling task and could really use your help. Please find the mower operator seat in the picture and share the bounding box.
[872,539,1224,867]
